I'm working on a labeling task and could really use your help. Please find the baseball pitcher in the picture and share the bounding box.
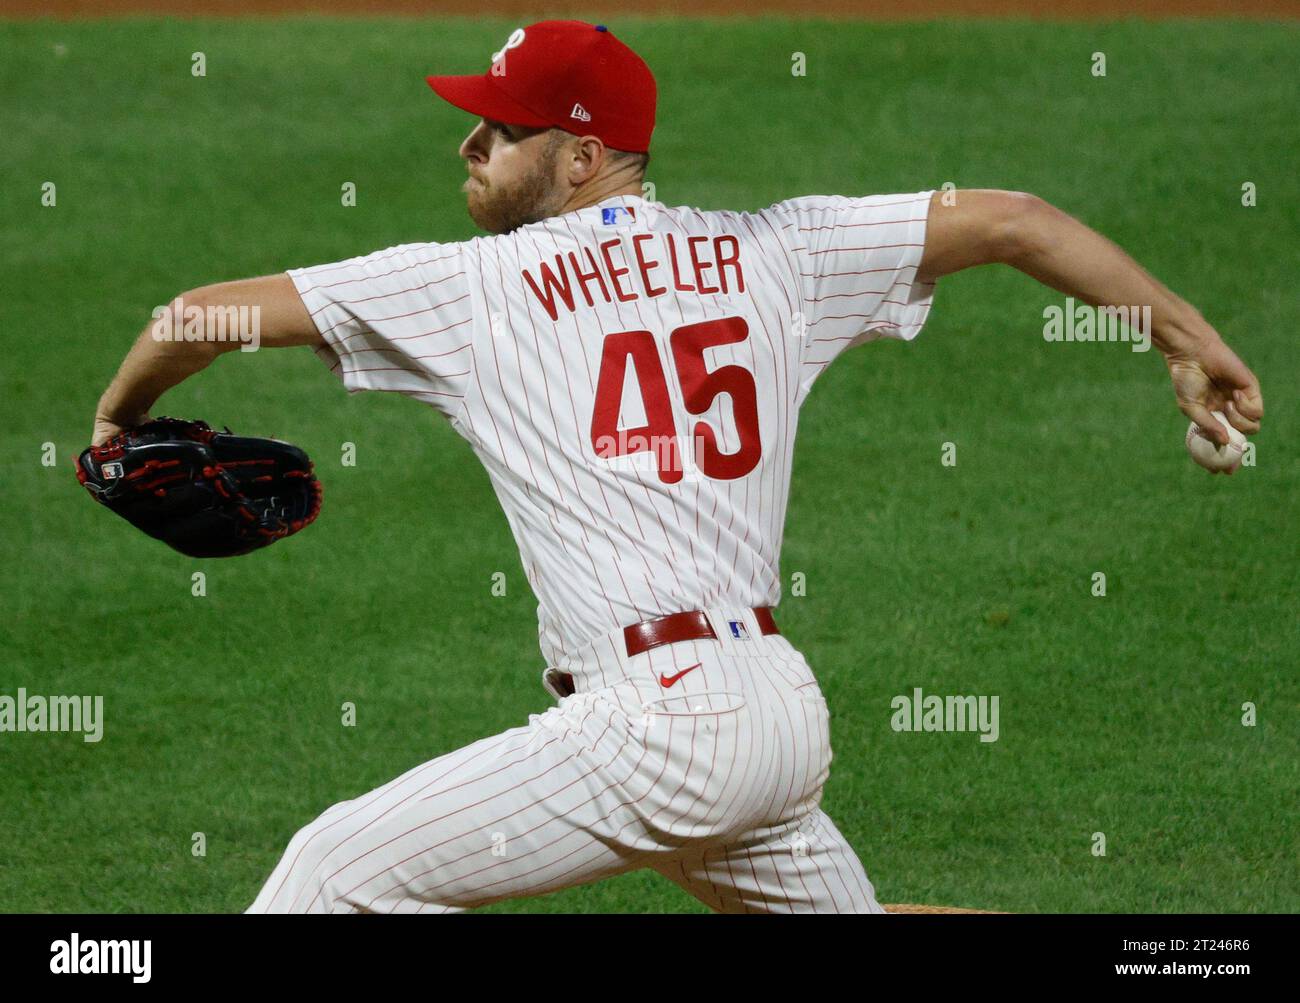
[89,21,1263,913]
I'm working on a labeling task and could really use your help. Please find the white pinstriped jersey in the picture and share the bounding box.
[287,191,936,667]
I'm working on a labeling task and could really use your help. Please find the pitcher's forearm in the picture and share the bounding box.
[919,190,1262,446]
[94,275,322,429]
[1004,197,1215,357]
[95,318,231,426]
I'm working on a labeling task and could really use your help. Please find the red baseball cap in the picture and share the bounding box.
[426,20,657,154]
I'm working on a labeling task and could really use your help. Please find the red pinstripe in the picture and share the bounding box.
[809,304,915,323]
[811,286,897,301]
[362,712,643,909]
[807,242,924,256]
[316,702,614,910]
[588,217,693,607]
[797,216,928,232]
[786,194,924,208]
[297,245,458,279]
[617,228,710,597]
[261,192,934,914]
[364,315,472,344]
[560,217,691,622]
[495,238,637,639]
[532,224,664,668]
[473,245,621,649]
[642,646,880,914]
[400,733,657,907]
[735,214,788,598]
[332,364,448,377]
[317,293,471,338]
[800,266,899,277]
[515,229,658,649]
[265,724,536,908]
[302,270,465,311]
[808,810,862,909]
[341,345,470,361]
[421,696,676,899]
[286,720,593,911]
[746,210,802,565]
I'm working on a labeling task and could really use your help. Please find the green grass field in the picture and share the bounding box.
[1,16,1296,913]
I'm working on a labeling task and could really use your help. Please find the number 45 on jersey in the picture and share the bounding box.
[589,317,763,485]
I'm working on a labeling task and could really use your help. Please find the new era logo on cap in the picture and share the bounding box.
[426,20,657,154]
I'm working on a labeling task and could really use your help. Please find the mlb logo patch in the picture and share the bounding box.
[728,619,749,640]
[102,462,124,480]
[601,205,636,225]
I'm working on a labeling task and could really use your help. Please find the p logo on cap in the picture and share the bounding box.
[426,19,658,154]
[491,27,526,70]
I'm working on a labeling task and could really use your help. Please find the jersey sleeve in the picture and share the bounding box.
[762,191,936,402]
[286,242,475,421]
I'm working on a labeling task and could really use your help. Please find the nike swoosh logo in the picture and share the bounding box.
[658,663,701,688]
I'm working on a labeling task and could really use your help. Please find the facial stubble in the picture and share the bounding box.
[465,133,567,235]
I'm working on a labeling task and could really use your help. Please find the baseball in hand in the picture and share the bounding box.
[1185,410,1247,473]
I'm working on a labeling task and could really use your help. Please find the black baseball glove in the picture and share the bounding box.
[75,417,323,558]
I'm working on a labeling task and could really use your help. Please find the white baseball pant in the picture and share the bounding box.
[246,607,885,913]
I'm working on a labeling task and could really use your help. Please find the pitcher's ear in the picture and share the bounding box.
[563,134,607,185]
